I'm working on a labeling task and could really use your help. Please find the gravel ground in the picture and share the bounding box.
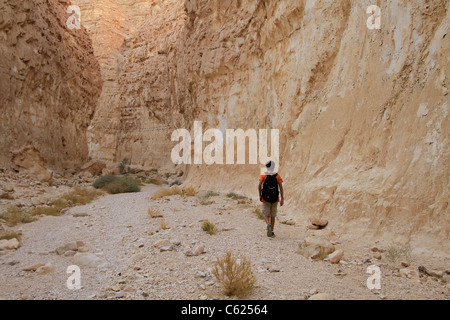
[0,185,449,300]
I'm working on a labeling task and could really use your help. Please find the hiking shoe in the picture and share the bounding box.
[267,224,273,237]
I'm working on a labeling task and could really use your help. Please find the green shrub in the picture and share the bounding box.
[101,176,141,194]
[202,220,217,235]
[93,175,119,189]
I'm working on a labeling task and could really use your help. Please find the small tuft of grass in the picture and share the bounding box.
[212,251,256,298]
[148,208,163,218]
[183,187,197,197]
[386,244,412,263]
[202,220,217,235]
[158,219,170,230]
[151,185,183,200]
[226,192,247,200]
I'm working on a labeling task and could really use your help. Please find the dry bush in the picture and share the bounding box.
[0,230,22,241]
[183,187,197,196]
[62,187,104,205]
[213,251,255,298]
[148,208,163,218]
[151,185,184,200]
[0,206,36,226]
[201,220,217,235]
[29,206,62,217]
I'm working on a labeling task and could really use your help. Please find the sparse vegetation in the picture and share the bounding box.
[226,192,247,200]
[93,176,140,194]
[386,243,412,263]
[196,190,218,205]
[212,251,256,298]
[145,178,158,185]
[118,158,130,174]
[0,206,37,226]
[0,187,104,226]
[148,208,163,218]
[183,187,197,197]
[201,220,217,235]
[254,208,264,220]
[151,185,196,200]
[158,218,170,230]
[0,229,22,241]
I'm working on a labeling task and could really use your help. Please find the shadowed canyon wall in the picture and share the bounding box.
[0,0,102,173]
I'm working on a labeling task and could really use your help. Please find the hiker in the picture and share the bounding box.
[258,161,284,237]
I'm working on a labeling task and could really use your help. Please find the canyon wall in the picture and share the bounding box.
[0,0,102,174]
[76,0,449,252]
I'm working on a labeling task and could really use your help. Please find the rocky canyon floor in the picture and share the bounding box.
[0,183,449,300]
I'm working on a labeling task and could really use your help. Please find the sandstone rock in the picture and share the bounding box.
[154,239,173,252]
[73,253,105,268]
[0,0,101,172]
[298,237,335,260]
[80,160,106,176]
[268,266,280,273]
[22,263,45,272]
[327,250,344,264]
[192,245,204,256]
[35,264,54,275]
[0,238,20,250]
[400,267,420,279]
[309,217,328,229]
[56,242,78,255]
[11,146,53,183]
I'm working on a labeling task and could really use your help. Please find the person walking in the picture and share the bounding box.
[258,161,284,237]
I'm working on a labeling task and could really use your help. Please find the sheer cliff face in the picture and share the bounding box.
[78,0,448,250]
[0,0,102,172]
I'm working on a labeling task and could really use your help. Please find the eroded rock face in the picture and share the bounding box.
[0,0,102,173]
[68,0,449,251]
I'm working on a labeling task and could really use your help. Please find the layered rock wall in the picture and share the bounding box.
[0,0,102,173]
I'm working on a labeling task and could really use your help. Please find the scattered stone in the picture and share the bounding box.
[400,261,410,267]
[309,216,328,229]
[297,237,335,260]
[373,253,382,260]
[73,253,105,268]
[154,239,173,252]
[268,265,280,273]
[193,245,204,256]
[22,263,45,272]
[56,242,78,255]
[327,250,344,264]
[371,246,386,253]
[0,238,20,250]
[35,263,54,274]
[400,267,420,279]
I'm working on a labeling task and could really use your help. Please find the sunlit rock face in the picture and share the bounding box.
[70,0,450,251]
[0,0,102,173]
